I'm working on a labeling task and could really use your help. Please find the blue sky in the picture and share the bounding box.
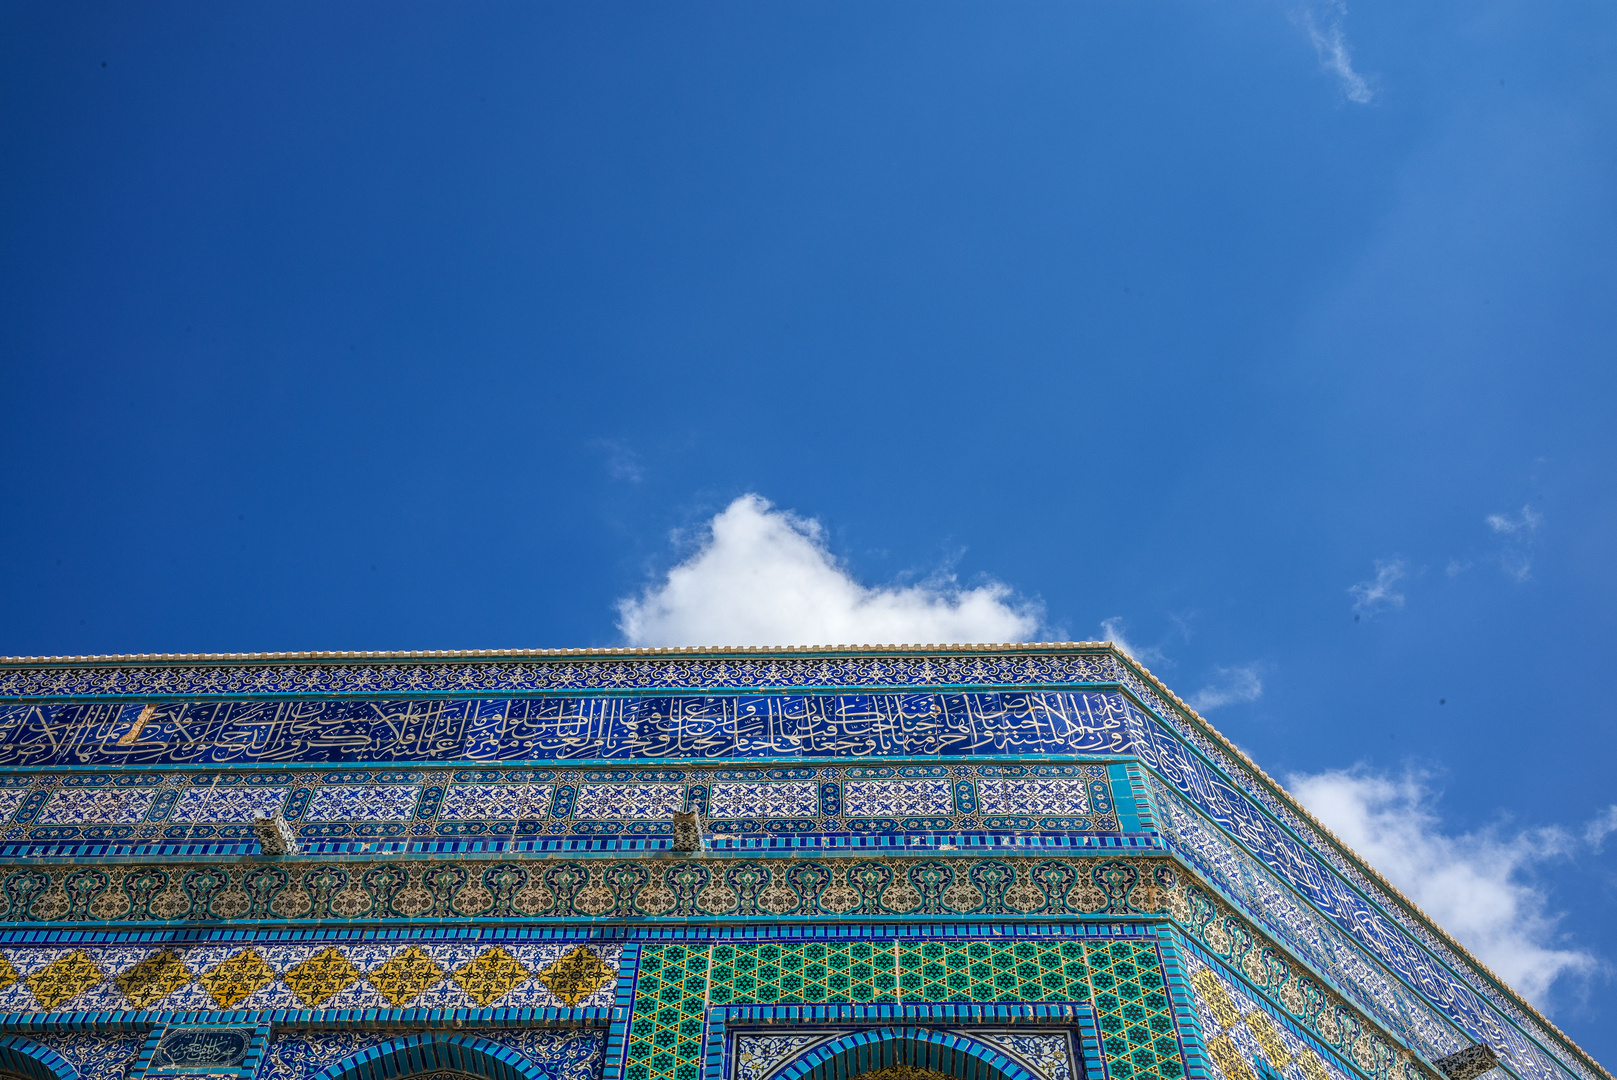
[3,0,1616,1062]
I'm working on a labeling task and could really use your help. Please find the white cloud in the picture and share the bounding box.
[1099,618,1168,668]
[1297,0,1373,104]
[1487,505,1543,535]
[616,494,1040,647]
[1445,558,1471,578]
[1585,806,1617,851]
[1289,768,1595,1006]
[1486,505,1542,581]
[1348,558,1406,615]
[1187,665,1264,712]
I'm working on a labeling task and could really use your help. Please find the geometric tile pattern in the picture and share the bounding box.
[534,945,616,1007]
[842,779,953,817]
[35,789,156,825]
[254,1030,607,1080]
[1184,950,1347,1080]
[0,854,1185,925]
[0,940,621,1013]
[112,948,192,1007]
[0,646,1587,1080]
[708,782,818,819]
[365,945,445,1008]
[573,783,684,820]
[440,784,554,820]
[284,948,362,1007]
[976,778,1090,816]
[170,787,288,823]
[626,939,1188,1080]
[304,786,420,822]
[626,944,710,1080]
[453,947,530,1007]
[25,950,102,1010]
[1088,940,1183,1080]
[199,948,275,1009]
[0,764,1126,844]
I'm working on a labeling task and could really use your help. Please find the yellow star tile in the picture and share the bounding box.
[0,954,18,993]
[27,951,103,1010]
[366,945,446,1008]
[452,946,529,1007]
[116,949,193,1008]
[200,949,275,1010]
[535,945,614,1007]
[284,947,361,1008]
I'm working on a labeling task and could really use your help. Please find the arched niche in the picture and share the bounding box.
[763,1028,1041,1080]
[310,1033,580,1080]
[0,1035,79,1080]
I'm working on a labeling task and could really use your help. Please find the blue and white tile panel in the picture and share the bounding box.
[975,779,1089,817]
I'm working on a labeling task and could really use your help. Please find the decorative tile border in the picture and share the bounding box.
[0,763,1127,855]
[0,692,1135,769]
[0,940,619,1013]
[0,650,1124,702]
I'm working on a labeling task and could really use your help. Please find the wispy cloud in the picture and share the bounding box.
[1487,505,1543,535]
[1099,617,1168,668]
[1187,665,1264,712]
[1585,806,1617,851]
[617,494,1041,647]
[1297,0,1373,104]
[592,439,645,483]
[1289,767,1597,1007]
[1349,557,1407,615]
[1486,505,1542,581]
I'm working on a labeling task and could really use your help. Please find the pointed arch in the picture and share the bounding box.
[0,1035,80,1080]
[311,1032,588,1080]
[763,1028,1040,1080]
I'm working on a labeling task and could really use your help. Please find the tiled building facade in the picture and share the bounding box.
[0,645,1599,1080]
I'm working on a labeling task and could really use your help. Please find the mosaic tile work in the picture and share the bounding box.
[304,785,419,823]
[440,783,554,820]
[256,1030,605,1080]
[0,763,1127,845]
[171,787,288,823]
[976,778,1090,816]
[1183,948,1348,1080]
[625,939,1186,1080]
[734,1036,824,1080]
[983,1034,1074,1080]
[0,854,1166,924]
[0,688,1135,768]
[1162,869,1432,1080]
[708,782,818,820]
[0,649,1128,702]
[26,1032,143,1080]
[0,940,619,1012]
[0,641,1595,1080]
[842,779,952,818]
[731,1030,1073,1080]
[1155,786,1469,1069]
[574,783,685,821]
[35,788,155,825]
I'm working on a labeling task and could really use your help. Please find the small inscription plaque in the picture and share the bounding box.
[150,1028,253,1071]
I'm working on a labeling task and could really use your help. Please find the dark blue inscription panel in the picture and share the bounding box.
[0,692,1135,766]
